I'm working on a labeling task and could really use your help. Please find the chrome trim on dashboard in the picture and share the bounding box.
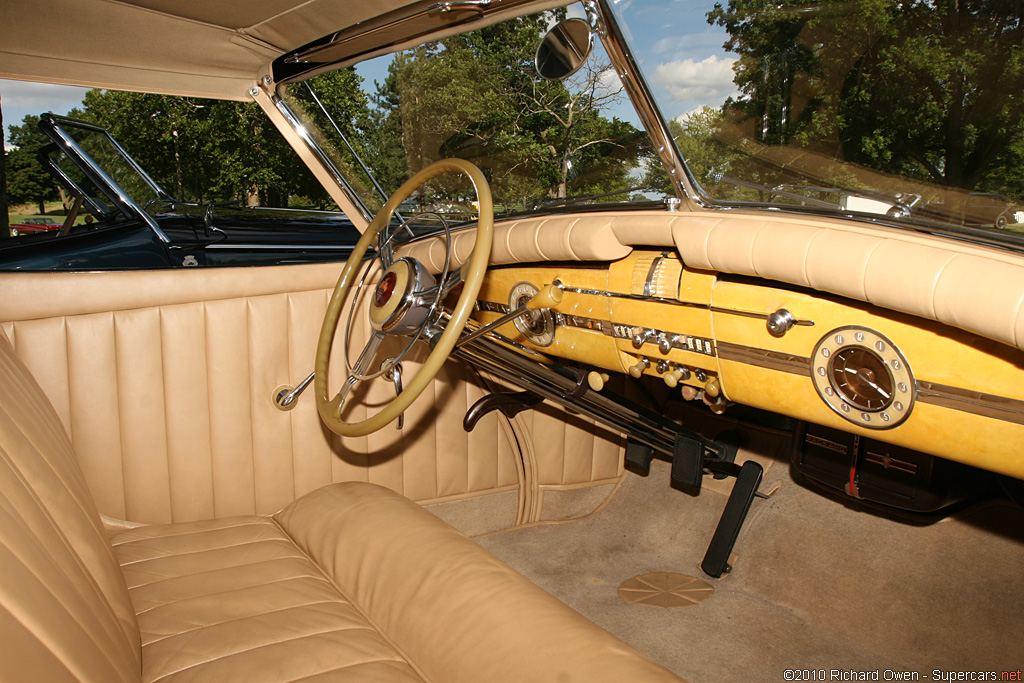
[479,298,716,355]
[710,307,815,327]
[555,282,709,310]
[916,382,1024,427]
[716,341,812,377]
[554,282,813,327]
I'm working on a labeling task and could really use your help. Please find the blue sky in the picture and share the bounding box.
[3,0,738,148]
[611,0,738,121]
[1,79,90,149]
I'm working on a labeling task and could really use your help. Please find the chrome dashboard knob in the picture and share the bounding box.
[766,309,796,338]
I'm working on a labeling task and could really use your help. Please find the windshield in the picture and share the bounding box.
[612,0,1024,238]
[281,6,664,224]
[282,0,1023,243]
[58,120,168,208]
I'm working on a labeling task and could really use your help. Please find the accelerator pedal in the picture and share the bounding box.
[700,459,764,578]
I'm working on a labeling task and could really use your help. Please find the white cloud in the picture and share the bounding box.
[1,80,89,109]
[595,67,623,96]
[651,55,738,104]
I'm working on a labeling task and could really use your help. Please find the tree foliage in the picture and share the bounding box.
[704,0,1024,203]
[76,88,346,208]
[5,115,60,214]
[372,13,647,207]
[6,11,649,218]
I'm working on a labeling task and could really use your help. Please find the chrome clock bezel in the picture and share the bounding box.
[811,326,915,429]
[508,281,556,347]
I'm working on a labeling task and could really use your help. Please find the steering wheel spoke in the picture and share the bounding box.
[348,329,386,382]
[315,159,493,437]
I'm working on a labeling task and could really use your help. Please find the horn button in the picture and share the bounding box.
[369,258,435,335]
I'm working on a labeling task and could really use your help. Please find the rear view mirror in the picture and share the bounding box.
[535,18,593,80]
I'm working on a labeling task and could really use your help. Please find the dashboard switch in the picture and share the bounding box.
[587,371,611,392]
[663,365,690,387]
[628,358,651,378]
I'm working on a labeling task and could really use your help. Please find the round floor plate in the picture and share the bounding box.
[618,572,714,608]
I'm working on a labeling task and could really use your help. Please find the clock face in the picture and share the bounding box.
[508,281,556,347]
[811,327,914,429]
[829,346,894,411]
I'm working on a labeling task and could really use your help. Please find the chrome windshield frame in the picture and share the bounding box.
[261,0,703,225]
[588,0,698,205]
[39,114,173,243]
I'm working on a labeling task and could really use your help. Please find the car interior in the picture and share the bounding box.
[1,0,1022,681]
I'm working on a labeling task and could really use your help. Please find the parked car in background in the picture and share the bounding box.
[0,114,363,270]
[8,216,61,236]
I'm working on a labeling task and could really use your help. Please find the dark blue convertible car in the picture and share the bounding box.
[0,114,362,270]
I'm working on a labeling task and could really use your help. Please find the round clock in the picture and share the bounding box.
[508,281,556,347]
[811,326,914,429]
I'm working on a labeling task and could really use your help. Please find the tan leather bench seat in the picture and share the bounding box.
[0,326,684,682]
[113,512,425,682]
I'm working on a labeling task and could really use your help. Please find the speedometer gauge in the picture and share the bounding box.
[509,281,556,347]
[811,326,914,429]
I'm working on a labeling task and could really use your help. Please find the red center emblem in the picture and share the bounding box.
[374,271,398,308]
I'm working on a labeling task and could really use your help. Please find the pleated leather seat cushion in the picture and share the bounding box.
[0,328,142,682]
[111,516,426,682]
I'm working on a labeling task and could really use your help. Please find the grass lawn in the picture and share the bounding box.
[7,200,89,230]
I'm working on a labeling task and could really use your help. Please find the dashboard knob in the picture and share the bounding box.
[766,309,796,337]
[705,377,721,398]
[663,365,689,387]
[631,326,648,349]
[628,358,650,378]
[587,371,611,392]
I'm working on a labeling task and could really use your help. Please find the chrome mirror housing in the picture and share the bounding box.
[534,17,593,80]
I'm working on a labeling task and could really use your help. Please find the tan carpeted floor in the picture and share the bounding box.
[475,415,1024,682]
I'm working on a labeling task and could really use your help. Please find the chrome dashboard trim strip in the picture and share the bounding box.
[554,283,812,326]
[716,342,811,377]
[916,382,1024,427]
[555,283,709,310]
[478,300,717,355]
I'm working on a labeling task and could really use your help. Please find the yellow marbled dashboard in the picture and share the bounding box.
[476,250,1024,479]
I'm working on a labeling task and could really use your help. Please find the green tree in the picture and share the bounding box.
[707,0,1024,203]
[1,89,8,240]
[5,115,60,214]
[645,107,749,198]
[377,12,644,207]
[78,79,373,209]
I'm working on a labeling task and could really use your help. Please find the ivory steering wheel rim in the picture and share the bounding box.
[315,159,493,437]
